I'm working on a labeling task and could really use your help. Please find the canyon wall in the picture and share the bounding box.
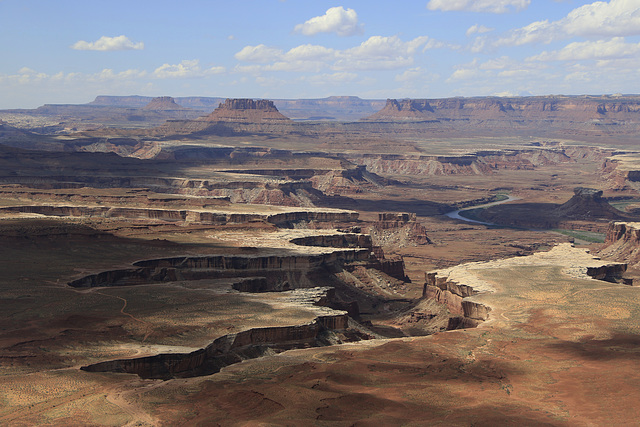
[599,222,640,271]
[82,313,350,379]
[0,205,357,226]
[67,250,372,289]
[422,272,489,329]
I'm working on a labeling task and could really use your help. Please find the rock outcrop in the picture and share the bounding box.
[345,147,576,177]
[366,212,432,247]
[0,205,358,226]
[67,250,373,289]
[599,222,640,273]
[142,96,190,111]
[422,272,489,329]
[552,187,626,220]
[365,99,438,122]
[81,287,353,379]
[202,99,291,122]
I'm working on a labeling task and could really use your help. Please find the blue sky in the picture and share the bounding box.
[1,0,639,108]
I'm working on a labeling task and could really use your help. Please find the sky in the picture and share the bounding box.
[1,0,639,108]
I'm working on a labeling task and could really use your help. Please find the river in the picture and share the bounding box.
[444,195,521,225]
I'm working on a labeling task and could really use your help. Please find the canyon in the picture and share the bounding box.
[2,95,640,425]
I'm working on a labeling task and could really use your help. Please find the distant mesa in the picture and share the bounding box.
[143,96,190,111]
[364,99,438,122]
[203,98,291,122]
[364,96,640,123]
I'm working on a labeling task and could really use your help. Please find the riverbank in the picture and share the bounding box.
[444,195,521,225]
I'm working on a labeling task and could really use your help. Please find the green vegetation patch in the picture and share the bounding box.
[552,229,605,243]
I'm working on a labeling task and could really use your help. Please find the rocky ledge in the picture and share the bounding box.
[599,221,640,273]
[423,243,629,329]
[80,287,359,379]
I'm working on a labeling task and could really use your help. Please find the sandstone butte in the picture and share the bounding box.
[202,98,291,122]
[142,96,190,111]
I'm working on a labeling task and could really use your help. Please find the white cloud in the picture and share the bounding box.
[153,60,225,79]
[89,68,147,81]
[479,56,514,70]
[563,0,640,37]
[495,19,557,46]
[235,35,433,72]
[528,38,640,61]
[334,35,429,70]
[427,0,530,14]
[2,67,147,85]
[466,24,494,36]
[284,44,337,62]
[447,56,547,83]
[448,68,479,81]
[395,67,427,82]
[71,35,144,51]
[294,6,363,36]
[234,44,283,63]
[497,0,640,46]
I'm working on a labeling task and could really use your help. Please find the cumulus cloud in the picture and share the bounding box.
[528,37,640,61]
[466,24,494,36]
[153,60,224,79]
[447,56,546,83]
[427,0,530,14]
[496,0,640,46]
[294,6,363,36]
[334,35,429,70]
[448,68,479,81]
[563,0,640,37]
[234,44,283,63]
[284,44,337,62]
[234,35,433,72]
[89,68,147,81]
[71,35,144,51]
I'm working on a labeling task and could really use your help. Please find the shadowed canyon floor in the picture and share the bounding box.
[2,96,640,425]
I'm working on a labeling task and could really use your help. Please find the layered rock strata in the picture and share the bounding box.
[365,96,640,123]
[67,250,372,289]
[81,288,352,379]
[422,272,490,329]
[0,205,358,226]
[599,222,640,272]
[202,99,291,122]
[423,243,629,329]
[142,96,190,111]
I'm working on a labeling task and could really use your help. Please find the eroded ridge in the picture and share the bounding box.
[422,243,629,329]
[81,287,356,380]
[71,230,410,378]
[423,272,490,330]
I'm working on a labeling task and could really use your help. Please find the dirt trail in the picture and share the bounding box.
[94,290,154,341]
